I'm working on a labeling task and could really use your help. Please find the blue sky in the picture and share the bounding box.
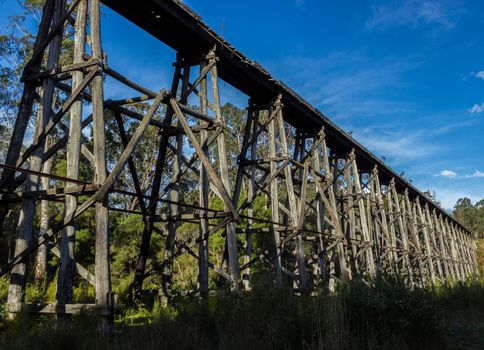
[1,0,483,210]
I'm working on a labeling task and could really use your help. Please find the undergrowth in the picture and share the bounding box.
[0,277,482,350]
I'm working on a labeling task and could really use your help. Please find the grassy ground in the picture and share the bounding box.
[0,240,482,349]
[0,277,483,350]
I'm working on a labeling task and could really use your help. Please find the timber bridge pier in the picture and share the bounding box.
[0,0,478,327]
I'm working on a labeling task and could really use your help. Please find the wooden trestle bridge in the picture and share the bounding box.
[0,0,478,326]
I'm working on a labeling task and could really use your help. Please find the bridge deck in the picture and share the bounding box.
[101,0,469,234]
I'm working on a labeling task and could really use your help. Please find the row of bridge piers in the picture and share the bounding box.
[0,0,478,328]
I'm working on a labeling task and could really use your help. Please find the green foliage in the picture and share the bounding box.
[452,198,484,238]
[72,281,95,303]
[25,284,46,303]
[0,277,8,301]
[0,279,483,349]
[0,3,482,349]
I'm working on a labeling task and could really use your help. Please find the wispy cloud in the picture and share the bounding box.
[435,169,484,179]
[468,102,484,114]
[465,170,484,178]
[439,170,457,178]
[354,128,439,163]
[475,71,484,79]
[267,52,418,121]
[366,0,463,31]
[265,52,477,171]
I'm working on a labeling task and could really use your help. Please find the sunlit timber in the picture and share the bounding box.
[0,0,478,327]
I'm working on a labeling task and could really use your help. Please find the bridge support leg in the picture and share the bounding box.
[197,60,210,298]
[132,61,182,299]
[209,53,240,291]
[0,0,478,325]
[7,0,66,314]
[56,0,87,312]
[240,103,257,291]
[90,0,113,331]
[389,180,414,285]
[312,132,331,292]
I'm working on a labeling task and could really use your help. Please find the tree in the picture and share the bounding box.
[452,197,484,238]
[0,14,35,161]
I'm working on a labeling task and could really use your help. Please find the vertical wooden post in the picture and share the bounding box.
[444,218,461,281]
[244,106,258,290]
[456,227,471,277]
[433,212,451,279]
[209,52,240,291]
[424,205,443,280]
[465,232,475,276]
[275,102,307,292]
[90,0,112,330]
[367,170,380,274]
[343,158,358,276]
[352,159,375,277]
[327,155,350,284]
[312,132,329,290]
[470,234,478,274]
[163,64,189,295]
[463,232,473,276]
[403,191,425,286]
[294,134,309,292]
[320,141,339,290]
[236,102,256,291]
[415,199,436,284]
[450,223,465,279]
[57,0,87,307]
[7,0,66,312]
[470,235,478,274]
[268,105,283,284]
[365,179,376,274]
[389,180,413,285]
[371,168,396,272]
[384,184,399,275]
[413,199,429,284]
[198,60,210,297]
[35,137,53,283]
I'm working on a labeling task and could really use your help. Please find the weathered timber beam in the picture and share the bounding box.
[49,245,95,286]
[5,302,112,316]
[99,0,472,236]
[0,184,98,202]
[22,59,100,82]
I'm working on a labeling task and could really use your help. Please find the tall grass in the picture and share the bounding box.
[0,277,483,350]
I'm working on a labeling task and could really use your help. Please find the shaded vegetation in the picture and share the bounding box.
[0,277,483,350]
[0,2,483,350]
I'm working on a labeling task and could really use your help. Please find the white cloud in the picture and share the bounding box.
[468,103,484,114]
[465,170,484,178]
[434,170,484,179]
[267,52,418,121]
[439,170,457,178]
[475,71,484,79]
[366,0,463,31]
